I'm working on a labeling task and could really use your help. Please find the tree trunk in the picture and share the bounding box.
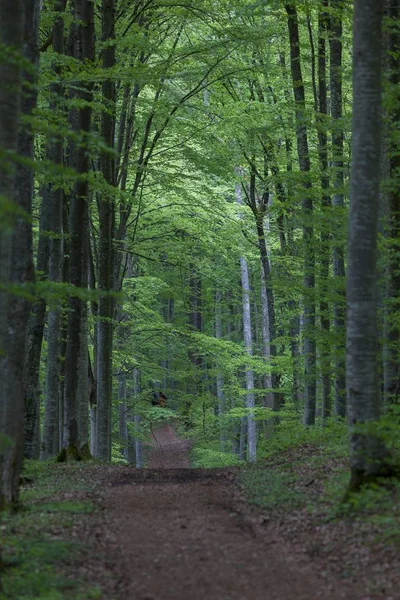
[63,0,94,459]
[42,0,65,459]
[383,0,400,404]
[133,368,142,468]
[285,3,316,426]
[0,0,38,508]
[96,0,116,462]
[215,289,226,450]
[316,2,332,423]
[236,178,256,462]
[260,267,273,409]
[330,0,346,417]
[118,373,128,459]
[24,193,51,459]
[347,0,386,491]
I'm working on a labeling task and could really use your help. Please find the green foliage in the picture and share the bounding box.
[241,466,306,511]
[257,414,349,460]
[0,462,101,600]
[190,446,244,468]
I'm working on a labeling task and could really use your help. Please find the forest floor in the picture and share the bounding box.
[2,423,400,599]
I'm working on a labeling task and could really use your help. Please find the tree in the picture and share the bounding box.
[285,2,316,426]
[0,0,39,508]
[346,0,386,490]
[96,0,116,462]
[63,0,94,460]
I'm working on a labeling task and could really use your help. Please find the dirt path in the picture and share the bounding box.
[77,424,363,600]
[148,422,190,468]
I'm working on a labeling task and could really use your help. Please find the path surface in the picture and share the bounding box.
[79,424,361,600]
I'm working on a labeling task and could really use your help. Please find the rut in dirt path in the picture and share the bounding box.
[87,423,353,600]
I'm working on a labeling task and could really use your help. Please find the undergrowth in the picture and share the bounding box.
[239,418,400,545]
[0,461,102,600]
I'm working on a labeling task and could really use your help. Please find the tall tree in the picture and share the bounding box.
[96,0,116,461]
[0,0,39,507]
[330,0,346,417]
[236,178,256,462]
[285,2,316,426]
[383,0,400,404]
[63,0,94,459]
[42,0,66,459]
[347,0,386,490]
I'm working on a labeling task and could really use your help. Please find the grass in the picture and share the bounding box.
[190,445,244,468]
[0,461,102,600]
[238,418,400,547]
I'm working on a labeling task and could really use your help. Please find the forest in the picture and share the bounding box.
[1,0,399,500]
[3,0,400,597]
[1,0,400,555]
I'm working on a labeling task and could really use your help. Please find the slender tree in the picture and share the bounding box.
[63,0,94,459]
[42,0,66,459]
[330,0,346,417]
[96,0,117,461]
[285,2,316,425]
[236,178,256,462]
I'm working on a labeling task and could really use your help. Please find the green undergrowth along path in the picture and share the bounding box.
[240,419,400,545]
[0,461,102,600]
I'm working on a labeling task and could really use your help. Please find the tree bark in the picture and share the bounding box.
[215,289,226,450]
[42,0,65,459]
[383,0,400,404]
[316,2,332,423]
[347,0,386,490]
[330,0,346,417]
[236,179,256,462]
[0,0,38,508]
[96,0,116,461]
[63,0,94,459]
[285,3,316,426]
[24,189,51,459]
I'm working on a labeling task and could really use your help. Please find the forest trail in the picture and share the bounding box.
[79,424,357,600]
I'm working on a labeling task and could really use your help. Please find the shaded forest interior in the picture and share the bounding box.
[1,0,400,514]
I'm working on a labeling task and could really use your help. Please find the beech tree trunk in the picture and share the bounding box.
[347,0,386,490]
[330,0,347,417]
[286,3,316,426]
[63,0,94,459]
[215,289,226,450]
[24,200,51,458]
[0,0,38,508]
[316,2,332,423]
[96,0,116,462]
[383,0,400,404]
[236,179,256,462]
[260,268,273,409]
[42,0,65,459]
[133,368,142,468]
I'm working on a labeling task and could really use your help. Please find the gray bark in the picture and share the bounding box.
[64,0,94,457]
[236,179,256,462]
[260,268,273,409]
[118,374,128,459]
[286,3,317,426]
[133,368,142,468]
[42,0,65,459]
[347,0,386,487]
[24,191,51,459]
[330,0,347,417]
[0,0,38,508]
[316,2,332,423]
[96,0,116,461]
[383,0,400,404]
[215,289,226,450]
